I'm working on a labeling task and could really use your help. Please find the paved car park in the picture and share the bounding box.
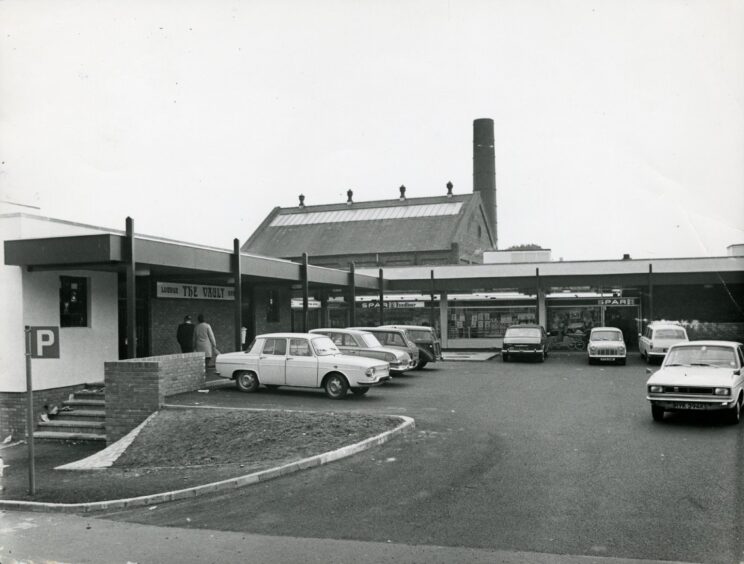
[100,353,742,563]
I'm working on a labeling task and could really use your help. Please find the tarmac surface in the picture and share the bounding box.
[2,354,743,563]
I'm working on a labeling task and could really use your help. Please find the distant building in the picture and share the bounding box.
[243,119,499,268]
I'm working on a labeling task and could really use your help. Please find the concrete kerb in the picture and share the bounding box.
[0,404,415,513]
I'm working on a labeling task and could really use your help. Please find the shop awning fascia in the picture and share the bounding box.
[4,234,382,289]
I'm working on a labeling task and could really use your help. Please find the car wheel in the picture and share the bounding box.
[235,371,259,393]
[588,357,594,366]
[645,353,652,365]
[324,373,349,399]
[350,387,370,396]
[538,351,545,363]
[502,353,509,362]
[414,360,428,370]
[726,397,741,425]
[651,405,665,422]
[618,358,626,366]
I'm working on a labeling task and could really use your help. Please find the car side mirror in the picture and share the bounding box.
[734,369,741,376]
[645,367,654,375]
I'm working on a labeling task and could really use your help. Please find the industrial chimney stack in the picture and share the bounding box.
[473,118,497,249]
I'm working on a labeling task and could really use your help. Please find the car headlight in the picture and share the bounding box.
[589,346,596,353]
[619,347,626,354]
[714,387,731,396]
[365,367,375,376]
[649,385,664,393]
[386,353,396,362]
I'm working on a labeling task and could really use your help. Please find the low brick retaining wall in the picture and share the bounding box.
[105,353,205,444]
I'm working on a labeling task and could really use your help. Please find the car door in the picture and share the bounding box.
[258,338,287,385]
[285,337,319,388]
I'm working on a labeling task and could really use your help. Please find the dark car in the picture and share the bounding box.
[380,325,442,370]
[350,327,421,369]
[501,324,549,362]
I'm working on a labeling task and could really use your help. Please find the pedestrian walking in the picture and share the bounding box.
[176,315,196,353]
[194,313,218,368]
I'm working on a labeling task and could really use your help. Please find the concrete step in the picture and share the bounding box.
[33,431,106,442]
[54,409,106,422]
[38,420,105,435]
[63,399,105,408]
[73,390,106,401]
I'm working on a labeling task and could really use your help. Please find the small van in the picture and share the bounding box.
[638,322,688,364]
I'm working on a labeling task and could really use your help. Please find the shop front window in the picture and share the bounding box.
[60,276,88,327]
[447,306,536,339]
[548,306,601,350]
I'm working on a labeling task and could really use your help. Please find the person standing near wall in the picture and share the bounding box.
[194,313,218,368]
[176,315,196,353]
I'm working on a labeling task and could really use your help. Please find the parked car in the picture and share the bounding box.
[215,332,390,399]
[501,325,549,362]
[639,322,688,364]
[645,341,744,423]
[350,327,420,369]
[380,325,442,369]
[587,327,627,365]
[309,328,414,373]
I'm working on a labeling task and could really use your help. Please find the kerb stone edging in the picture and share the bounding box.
[0,405,414,513]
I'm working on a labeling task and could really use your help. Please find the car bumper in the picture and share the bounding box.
[502,348,544,356]
[647,397,737,411]
[589,353,626,361]
[355,375,392,387]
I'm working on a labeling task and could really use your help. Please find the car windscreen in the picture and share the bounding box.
[361,333,382,348]
[654,329,686,339]
[664,345,736,368]
[505,328,541,338]
[311,336,341,356]
[406,329,434,342]
[591,330,623,341]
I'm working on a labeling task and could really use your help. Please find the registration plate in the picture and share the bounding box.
[599,357,615,362]
[672,402,707,410]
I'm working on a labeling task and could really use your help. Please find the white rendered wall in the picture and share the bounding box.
[1,212,119,392]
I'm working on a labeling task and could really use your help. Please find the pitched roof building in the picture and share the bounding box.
[242,118,499,269]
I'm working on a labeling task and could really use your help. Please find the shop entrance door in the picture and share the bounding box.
[603,306,640,350]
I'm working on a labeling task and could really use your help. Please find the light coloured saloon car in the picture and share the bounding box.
[309,328,414,373]
[215,333,390,399]
[639,322,688,364]
[646,341,744,424]
[587,327,626,365]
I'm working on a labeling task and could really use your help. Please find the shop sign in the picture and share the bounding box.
[597,298,637,307]
[156,282,234,300]
[360,301,425,309]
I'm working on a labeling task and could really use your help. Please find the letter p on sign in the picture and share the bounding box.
[30,327,60,359]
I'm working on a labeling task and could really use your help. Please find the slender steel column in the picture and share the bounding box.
[430,269,436,329]
[647,264,654,325]
[535,267,541,326]
[233,239,243,350]
[378,267,385,326]
[125,217,137,359]
[348,262,356,327]
[302,253,309,332]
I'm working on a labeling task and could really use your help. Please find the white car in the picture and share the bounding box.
[638,323,688,364]
[587,327,626,365]
[309,328,414,373]
[215,332,391,399]
[646,341,744,424]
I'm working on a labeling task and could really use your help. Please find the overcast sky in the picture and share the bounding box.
[1,0,742,261]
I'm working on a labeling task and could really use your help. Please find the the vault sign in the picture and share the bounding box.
[29,326,60,359]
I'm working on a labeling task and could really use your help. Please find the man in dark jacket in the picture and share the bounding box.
[176,315,196,353]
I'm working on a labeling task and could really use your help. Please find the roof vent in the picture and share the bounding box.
[622,253,631,260]
[298,194,305,208]
[399,185,406,201]
[346,189,353,206]
[446,181,453,198]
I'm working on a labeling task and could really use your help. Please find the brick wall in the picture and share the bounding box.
[105,352,205,443]
[0,384,83,439]
[149,299,236,356]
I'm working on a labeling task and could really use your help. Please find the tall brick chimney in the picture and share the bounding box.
[473,118,497,249]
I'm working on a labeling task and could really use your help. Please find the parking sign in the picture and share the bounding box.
[29,327,60,359]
